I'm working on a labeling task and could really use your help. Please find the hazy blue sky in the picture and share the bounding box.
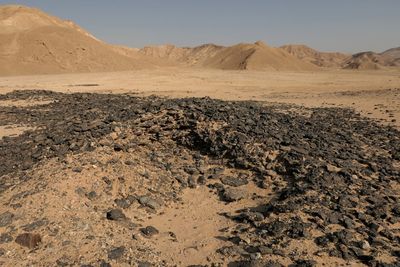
[2,0,399,53]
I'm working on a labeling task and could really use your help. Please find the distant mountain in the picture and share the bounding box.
[280,44,349,68]
[342,47,400,70]
[380,47,400,67]
[342,52,383,70]
[140,41,317,71]
[0,4,398,75]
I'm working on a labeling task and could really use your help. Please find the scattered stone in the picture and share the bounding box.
[75,187,86,196]
[86,191,97,200]
[99,260,112,267]
[258,246,273,255]
[289,259,317,267]
[218,245,248,257]
[197,175,207,185]
[0,233,13,243]
[223,187,248,202]
[22,219,48,231]
[15,233,42,249]
[106,209,126,221]
[138,196,161,210]
[188,176,197,188]
[235,212,264,222]
[265,170,278,178]
[115,195,136,209]
[107,246,125,260]
[326,164,341,173]
[250,252,261,260]
[137,261,153,267]
[208,167,225,179]
[360,240,371,250]
[72,166,83,173]
[220,176,248,187]
[0,211,14,227]
[227,260,264,267]
[102,177,112,186]
[1,90,400,265]
[140,226,159,238]
[264,261,284,267]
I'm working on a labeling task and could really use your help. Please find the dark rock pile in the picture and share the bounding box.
[0,90,399,266]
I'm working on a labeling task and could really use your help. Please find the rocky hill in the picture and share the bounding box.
[140,41,318,71]
[280,44,349,68]
[342,52,385,70]
[381,47,400,67]
[0,5,165,76]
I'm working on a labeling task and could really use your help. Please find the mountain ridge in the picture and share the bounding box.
[0,4,399,75]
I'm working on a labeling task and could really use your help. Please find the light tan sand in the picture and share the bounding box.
[1,68,399,128]
[0,125,32,138]
[144,183,269,266]
[0,69,399,266]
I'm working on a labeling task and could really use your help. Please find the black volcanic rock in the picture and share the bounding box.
[107,246,125,260]
[220,176,248,187]
[0,90,399,265]
[0,211,14,227]
[106,209,126,221]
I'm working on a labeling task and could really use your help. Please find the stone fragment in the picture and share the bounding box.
[0,211,14,227]
[223,187,248,202]
[106,209,126,221]
[140,226,159,238]
[22,219,48,232]
[114,195,136,209]
[108,246,125,260]
[138,196,160,210]
[220,176,248,187]
[15,233,42,249]
[0,233,13,243]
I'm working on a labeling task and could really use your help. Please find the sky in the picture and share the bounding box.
[1,0,400,53]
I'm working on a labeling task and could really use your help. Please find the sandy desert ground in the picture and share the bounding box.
[0,80,399,266]
[1,68,399,129]
[1,5,400,267]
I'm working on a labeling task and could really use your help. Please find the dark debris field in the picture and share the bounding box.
[0,90,399,267]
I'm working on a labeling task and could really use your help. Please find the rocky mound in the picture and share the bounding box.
[139,44,227,66]
[280,44,349,68]
[202,41,318,71]
[0,5,164,76]
[140,41,318,71]
[0,90,399,266]
[342,52,385,70]
[381,47,400,67]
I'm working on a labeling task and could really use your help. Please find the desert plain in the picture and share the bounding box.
[1,4,400,267]
[1,68,399,130]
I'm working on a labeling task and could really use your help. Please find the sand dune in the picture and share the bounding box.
[280,44,349,68]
